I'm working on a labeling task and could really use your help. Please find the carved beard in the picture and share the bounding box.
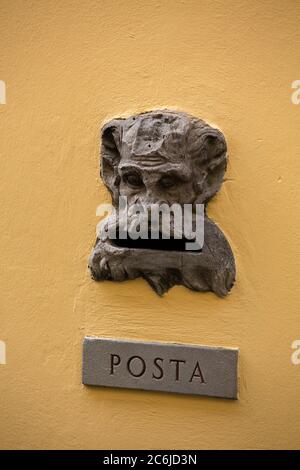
[89,212,235,296]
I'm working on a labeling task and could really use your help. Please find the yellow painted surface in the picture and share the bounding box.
[1,0,300,450]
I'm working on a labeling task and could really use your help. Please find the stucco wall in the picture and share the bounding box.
[1,0,300,449]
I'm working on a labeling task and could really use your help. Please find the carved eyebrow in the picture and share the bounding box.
[119,162,189,173]
[118,164,142,174]
[118,164,191,184]
[160,167,191,181]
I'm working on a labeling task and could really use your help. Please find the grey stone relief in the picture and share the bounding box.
[89,110,235,296]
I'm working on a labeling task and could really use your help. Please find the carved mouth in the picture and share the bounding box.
[111,230,202,252]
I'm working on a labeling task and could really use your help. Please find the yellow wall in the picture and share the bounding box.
[1,0,300,450]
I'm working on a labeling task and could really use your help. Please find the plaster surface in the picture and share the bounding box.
[1,0,300,450]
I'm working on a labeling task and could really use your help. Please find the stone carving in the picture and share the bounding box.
[89,110,235,296]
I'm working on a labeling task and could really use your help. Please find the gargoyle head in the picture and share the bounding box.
[101,109,227,209]
[89,110,235,296]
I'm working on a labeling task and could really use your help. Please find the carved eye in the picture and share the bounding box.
[123,172,144,188]
[159,176,177,189]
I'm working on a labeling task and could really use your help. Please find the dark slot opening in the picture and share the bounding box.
[111,230,202,252]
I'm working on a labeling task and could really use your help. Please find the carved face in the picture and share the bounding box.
[118,154,196,209]
[89,110,235,297]
[101,110,227,209]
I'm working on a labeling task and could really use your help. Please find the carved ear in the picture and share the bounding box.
[191,126,227,203]
[100,119,123,203]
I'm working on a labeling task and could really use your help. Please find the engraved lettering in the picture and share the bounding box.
[169,359,186,381]
[110,354,121,374]
[189,361,205,383]
[152,357,164,380]
[127,355,146,377]
[83,337,238,399]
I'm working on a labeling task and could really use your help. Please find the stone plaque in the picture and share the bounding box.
[82,337,239,399]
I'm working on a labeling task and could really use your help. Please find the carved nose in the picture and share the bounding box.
[145,187,166,204]
[135,194,167,210]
